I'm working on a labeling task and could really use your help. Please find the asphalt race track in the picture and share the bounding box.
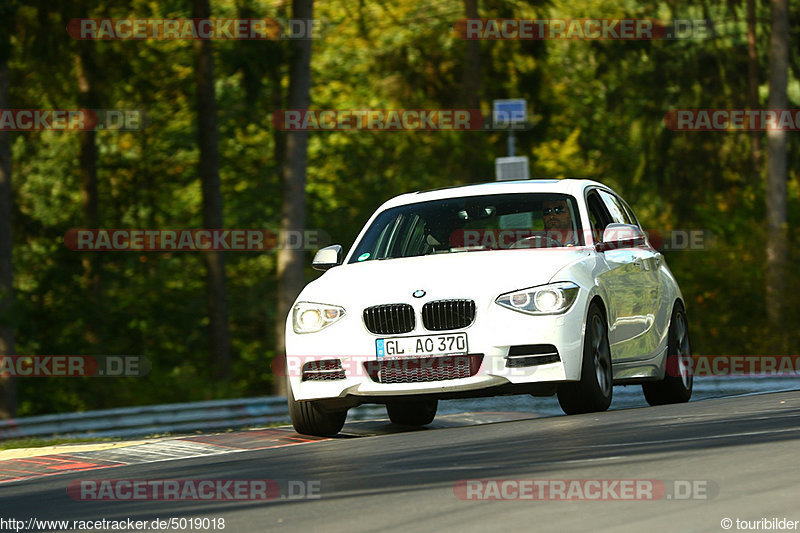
[2,390,800,533]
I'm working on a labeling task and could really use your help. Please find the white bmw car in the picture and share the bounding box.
[285,179,692,436]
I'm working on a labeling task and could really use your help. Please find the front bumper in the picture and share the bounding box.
[285,294,587,402]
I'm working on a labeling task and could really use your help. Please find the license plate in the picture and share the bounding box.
[376,333,468,358]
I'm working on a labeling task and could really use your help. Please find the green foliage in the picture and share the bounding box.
[4,0,799,416]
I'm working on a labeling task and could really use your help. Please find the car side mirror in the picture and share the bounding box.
[596,223,646,252]
[312,244,343,271]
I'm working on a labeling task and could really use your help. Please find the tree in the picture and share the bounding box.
[459,0,482,183]
[765,0,789,350]
[0,2,17,419]
[75,37,103,348]
[275,0,314,395]
[746,0,762,185]
[193,0,232,379]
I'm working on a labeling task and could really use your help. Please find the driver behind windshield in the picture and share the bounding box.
[542,198,577,246]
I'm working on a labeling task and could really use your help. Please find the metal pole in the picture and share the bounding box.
[508,130,516,157]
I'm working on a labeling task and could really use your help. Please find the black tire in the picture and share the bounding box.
[386,399,438,426]
[557,303,613,414]
[643,304,693,405]
[287,380,347,436]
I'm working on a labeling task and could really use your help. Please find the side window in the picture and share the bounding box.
[618,197,641,228]
[598,190,633,225]
[586,191,612,242]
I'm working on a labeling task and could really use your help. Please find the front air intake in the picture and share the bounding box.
[363,354,483,383]
[301,359,346,381]
[505,344,561,367]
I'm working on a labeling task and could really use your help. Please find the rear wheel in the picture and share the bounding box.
[386,399,438,426]
[643,304,693,405]
[287,380,347,436]
[557,304,613,414]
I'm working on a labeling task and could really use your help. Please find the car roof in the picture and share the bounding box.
[380,178,609,210]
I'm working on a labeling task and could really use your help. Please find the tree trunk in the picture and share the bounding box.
[459,0,481,183]
[746,0,762,184]
[460,0,481,108]
[193,0,232,379]
[75,45,103,348]
[269,3,288,181]
[765,0,789,350]
[0,53,17,419]
[268,7,287,386]
[275,0,313,396]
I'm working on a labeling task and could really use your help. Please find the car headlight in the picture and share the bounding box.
[292,302,346,333]
[496,282,579,315]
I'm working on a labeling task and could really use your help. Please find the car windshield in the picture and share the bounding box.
[348,193,583,263]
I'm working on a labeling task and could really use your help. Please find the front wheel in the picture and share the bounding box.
[386,399,438,426]
[557,303,613,414]
[287,380,347,436]
[642,304,693,405]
